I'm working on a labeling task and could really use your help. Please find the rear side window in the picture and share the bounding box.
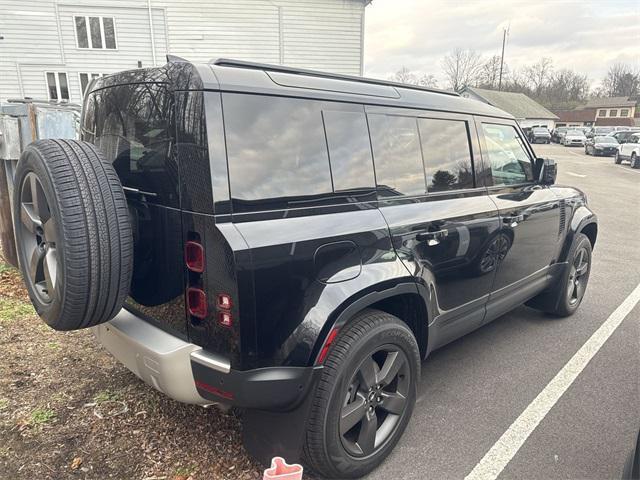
[481,123,533,186]
[322,110,375,192]
[368,114,426,197]
[223,93,333,210]
[418,118,474,192]
[87,83,176,206]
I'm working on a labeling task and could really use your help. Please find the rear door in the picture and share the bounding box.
[368,107,501,347]
[476,119,562,320]
[82,82,188,337]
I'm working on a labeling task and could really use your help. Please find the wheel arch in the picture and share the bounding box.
[309,283,429,366]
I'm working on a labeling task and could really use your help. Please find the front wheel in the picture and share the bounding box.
[615,152,622,164]
[303,310,420,478]
[631,153,639,169]
[547,233,592,317]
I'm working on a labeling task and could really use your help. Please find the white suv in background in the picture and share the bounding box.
[615,133,640,168]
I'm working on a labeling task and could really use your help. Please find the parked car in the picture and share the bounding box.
[615,132,640,168]
[584,136,619,156]
[552,127,569,143]
[528,127,551,144]
[611,130,640,144]
[562,129,587,146]
[586,126,615,138]
[6,58,598,479]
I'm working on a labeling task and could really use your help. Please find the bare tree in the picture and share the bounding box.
[478,55,504,89]
[602,63,640,97]
[389,67,438,88]
[441,48,483,91]
[543,69,590,109]
[524,57,553,97]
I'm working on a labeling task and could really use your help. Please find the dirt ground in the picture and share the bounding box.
[0,255,264,480]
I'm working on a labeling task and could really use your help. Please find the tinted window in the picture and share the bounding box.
[368,114,425,197]
[223,94,332,209]
[481,124,533,186]
[89,83,176,206]
[418,118,473,192]
[322,110,375,192]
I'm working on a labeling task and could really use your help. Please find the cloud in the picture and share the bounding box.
[364,0,640,89]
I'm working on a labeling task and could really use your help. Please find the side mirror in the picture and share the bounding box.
[536,158,557,185]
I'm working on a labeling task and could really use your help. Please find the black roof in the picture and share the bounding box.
[93,58,512,119]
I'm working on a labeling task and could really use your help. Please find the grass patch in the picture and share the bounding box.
[0,297,34,323]
[94,390,122,403]
[29,408,56,425]
[0,398,8,411]
[0,261,12,275]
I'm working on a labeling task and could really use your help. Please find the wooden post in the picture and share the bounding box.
[0,159,18,267]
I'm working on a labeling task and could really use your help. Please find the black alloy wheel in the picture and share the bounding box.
[18,172,58,304]
[567,245,590,307]
[339,347,410,458]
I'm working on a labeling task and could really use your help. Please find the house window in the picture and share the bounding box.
[598,109,606,117]
[621,109,629,117]
[46,72,69,101]
[610,109,618,117]
[79,73,103,97]
[75,16,116,49]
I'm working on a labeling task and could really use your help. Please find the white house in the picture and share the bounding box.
[0,0,368,104]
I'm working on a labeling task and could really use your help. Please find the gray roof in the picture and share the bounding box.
[583,96,636,109]
[462,86,559,120]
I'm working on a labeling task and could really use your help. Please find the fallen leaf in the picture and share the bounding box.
[70,457,82,470]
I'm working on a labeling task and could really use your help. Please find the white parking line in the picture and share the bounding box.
[465,282,640,480]
[565,172,586,178]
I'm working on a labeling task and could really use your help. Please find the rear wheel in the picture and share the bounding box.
[13,139,133,330]
[303,310,420,478]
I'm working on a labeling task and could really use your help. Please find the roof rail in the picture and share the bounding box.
[211,58,459,97]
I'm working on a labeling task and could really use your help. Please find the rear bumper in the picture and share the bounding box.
[92,309,319,411]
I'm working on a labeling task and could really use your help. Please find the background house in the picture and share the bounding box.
[554,97,639,128]
[459,86,559,129]
[583,97,636,125]
[0,0,368,104]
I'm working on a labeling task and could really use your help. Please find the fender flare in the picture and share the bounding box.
[559,205,597,263]
[308,282,428,365]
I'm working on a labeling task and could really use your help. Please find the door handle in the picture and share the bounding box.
[503,214,525,227]
[416,229,448,246]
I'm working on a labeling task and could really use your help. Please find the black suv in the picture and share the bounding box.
[10,58,597,479]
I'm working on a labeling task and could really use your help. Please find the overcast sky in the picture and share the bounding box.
[363,0,640,89]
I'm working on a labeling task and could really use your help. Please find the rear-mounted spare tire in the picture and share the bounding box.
[12,139,133,331]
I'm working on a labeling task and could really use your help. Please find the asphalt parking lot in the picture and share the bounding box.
[367,143,640,480]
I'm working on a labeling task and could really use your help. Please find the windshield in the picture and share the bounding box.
[595,136,618,143]
[595,127,614,133]
[567,130,583,135]
[533,128,549,133]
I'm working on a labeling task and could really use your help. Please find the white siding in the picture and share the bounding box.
[0,0,366,103]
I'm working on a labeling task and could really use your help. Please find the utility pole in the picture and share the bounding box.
[498,25,509,91]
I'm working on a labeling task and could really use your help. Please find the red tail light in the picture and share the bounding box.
[187,288,207,319]
[217,293,233,310]
[218,311,233,328]
[185,240,205,273]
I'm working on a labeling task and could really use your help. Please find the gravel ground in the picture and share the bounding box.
[0,255,264,480]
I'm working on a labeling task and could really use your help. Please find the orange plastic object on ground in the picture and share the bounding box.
[262,457,304,480]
